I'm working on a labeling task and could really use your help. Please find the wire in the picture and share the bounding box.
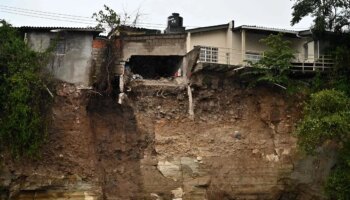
[0,4,308,30]
[0,7,167,29]
[0,4,198,28]
[0,10,166,29]
[0,4,92,19]
[0,7,97,23]
[0,10,98,25]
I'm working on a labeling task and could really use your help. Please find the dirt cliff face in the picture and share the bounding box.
[0,73,335,200]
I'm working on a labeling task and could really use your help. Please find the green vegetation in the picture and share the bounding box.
[291,0,350,33]
[92,4,120,31]
[242,25,350,198]
[0,20,53,158]
[290,2,350,197]
[241,33,302,93]
[326,142,350,200]
[296,89,350,153]
[92,5,122,95]
[296,88,350,199]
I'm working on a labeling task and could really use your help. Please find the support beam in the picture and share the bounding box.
[241,30,246,64]
[186,32,191,53]
[187,85,194,119]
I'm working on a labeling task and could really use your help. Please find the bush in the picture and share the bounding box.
[296,89,350,153]
[0,20,53,158]
[326,142,350,200]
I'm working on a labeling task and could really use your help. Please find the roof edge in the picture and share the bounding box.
[18,26,104,33]
[186,23,229,33]
[232,25,298,35]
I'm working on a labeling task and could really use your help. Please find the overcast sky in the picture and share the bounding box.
[0,0,313,31]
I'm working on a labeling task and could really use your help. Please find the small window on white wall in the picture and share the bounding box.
[51,38,66,55]
[199,46,218,63]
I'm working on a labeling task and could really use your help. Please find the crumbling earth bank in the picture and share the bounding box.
[0,74,333,200]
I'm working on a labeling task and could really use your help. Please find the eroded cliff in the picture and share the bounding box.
[0,73,335,200]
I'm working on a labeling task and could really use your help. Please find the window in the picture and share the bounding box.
[51,38,66,54]
[199,46,218,63]
[245,52,262,63]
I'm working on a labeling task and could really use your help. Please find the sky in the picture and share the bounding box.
[0,0,313,31]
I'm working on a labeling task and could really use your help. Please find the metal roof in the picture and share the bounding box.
[232,25,298,34]
[186,23,229,33]
[186,23,306,36]
[19,26,103,33]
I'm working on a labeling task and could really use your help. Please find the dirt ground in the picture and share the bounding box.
[0,73,335,200]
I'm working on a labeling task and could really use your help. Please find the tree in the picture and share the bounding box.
[325,142,350,200]
[296,89,350,199]
[92,4,121,32]
[242,33,296,91]
[0,20,53,157]
[92,4,143,35]
[291,0,350,33]
[296,89,350,152]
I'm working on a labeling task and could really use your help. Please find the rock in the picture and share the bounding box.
[157,160,181,181]
[266,154,279,162]
[196,156,202,161]
[150,193,162,200]
[233,131,241,139]
[171,187,183,199]
[181,157,199,177]
[189,176,211,187]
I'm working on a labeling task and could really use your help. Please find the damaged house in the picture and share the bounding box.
[19,26,103,86]
[186,21,333,74]
[20,13,334,89]
[93,13,193,82]
[9,13,341,200]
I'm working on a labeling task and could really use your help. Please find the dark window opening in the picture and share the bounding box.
[50,38,66,54]
[127,56,183,79]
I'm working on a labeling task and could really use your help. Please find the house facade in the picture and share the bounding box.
[21,15,334,87]
[186,21,333,72]
[20,27,102,86]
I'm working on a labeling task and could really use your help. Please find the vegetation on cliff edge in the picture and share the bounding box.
[0,20,53,158]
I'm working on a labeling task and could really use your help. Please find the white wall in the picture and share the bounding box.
[27,32,94,86]
[189,29,228,49]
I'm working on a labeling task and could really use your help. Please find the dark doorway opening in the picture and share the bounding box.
[127,56,183,79]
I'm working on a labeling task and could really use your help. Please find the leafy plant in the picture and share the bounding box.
[291,0,350,33]
[92,5,120,32]
[241,33,298,92]
[296,89,350,153]
[326,142,350,200]
[0,20,53,158]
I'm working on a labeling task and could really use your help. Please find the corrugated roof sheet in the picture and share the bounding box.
[233,25,298,34]
[186,23,229,33]
[19,26,103,33]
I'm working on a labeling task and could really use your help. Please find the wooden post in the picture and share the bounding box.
[118,64,125,104]
[187,85,194,119]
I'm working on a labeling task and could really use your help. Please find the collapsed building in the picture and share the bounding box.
[0,14,337,200]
